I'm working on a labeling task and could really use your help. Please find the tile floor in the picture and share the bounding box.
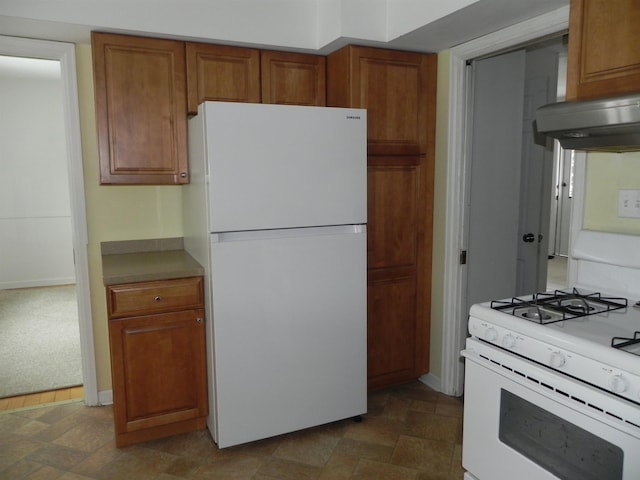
[0,381,465,480]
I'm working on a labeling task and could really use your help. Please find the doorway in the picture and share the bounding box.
[465,37,567,315]
[0,35,97,406]
[0,55,82,401]
[438,7,571,397]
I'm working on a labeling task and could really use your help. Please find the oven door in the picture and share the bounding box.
[462,338,640,480]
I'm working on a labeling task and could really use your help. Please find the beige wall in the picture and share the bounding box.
[76,42,453,392]
[76,44,184,391]
[584,152,640,234]
[429,50,450,380]
[0,66,75,288]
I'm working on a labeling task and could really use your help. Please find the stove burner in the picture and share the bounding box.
[559,298,595,314]
[491,288,628,325]
[521,307,553,321]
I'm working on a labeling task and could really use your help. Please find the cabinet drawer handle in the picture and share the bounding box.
[154,296,162,302]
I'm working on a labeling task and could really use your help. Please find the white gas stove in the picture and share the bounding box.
[468,288,640,405]
[462,286,640,480]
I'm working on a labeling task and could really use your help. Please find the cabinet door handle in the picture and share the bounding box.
[196,317,203,323]
[154,295,162,302]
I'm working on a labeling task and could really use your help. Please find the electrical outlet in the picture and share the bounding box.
[618,190,640,218]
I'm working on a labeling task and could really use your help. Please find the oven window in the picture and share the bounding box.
[499,389,623,480]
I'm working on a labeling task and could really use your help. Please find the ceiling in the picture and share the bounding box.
[387,0,569,52]
[0,0,570,53]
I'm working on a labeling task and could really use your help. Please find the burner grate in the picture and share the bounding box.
[491,288,628,324]
[612,332,640,355]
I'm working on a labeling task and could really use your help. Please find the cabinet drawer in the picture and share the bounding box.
[107,277,204,318]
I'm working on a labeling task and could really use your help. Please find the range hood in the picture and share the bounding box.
[535,93,640,152]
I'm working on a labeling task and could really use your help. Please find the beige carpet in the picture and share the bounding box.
[0,285,82,398]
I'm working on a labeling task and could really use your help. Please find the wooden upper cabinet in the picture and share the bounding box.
[260,50,326,106]
[566,0,640,100]
[186,43,261,114]
[91,32,188,185]
[327,45,435,155]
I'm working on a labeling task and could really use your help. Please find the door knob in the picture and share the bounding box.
[522,233,535,243]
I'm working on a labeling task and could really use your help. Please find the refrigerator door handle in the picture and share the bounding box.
[211,224,365,243]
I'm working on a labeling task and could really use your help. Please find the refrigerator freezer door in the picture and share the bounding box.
[210,226,367,448]
[201,102,366,232]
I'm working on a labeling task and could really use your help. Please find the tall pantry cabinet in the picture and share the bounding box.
[327,46,437,390]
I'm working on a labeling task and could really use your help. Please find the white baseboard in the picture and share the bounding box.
[98,389,113,406]
[419,373,441,392]
[0,277,76,289]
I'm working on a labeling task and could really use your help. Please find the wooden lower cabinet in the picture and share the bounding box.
[106,277,208,447]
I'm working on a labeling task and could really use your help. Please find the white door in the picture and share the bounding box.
[466,50,526,309]
[516,73,555,295]
[466,44,561,311]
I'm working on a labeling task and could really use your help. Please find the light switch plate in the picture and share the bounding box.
[618,190,640,218]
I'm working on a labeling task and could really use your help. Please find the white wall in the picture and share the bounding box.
[0,60,75,288]
[0,0,486,51]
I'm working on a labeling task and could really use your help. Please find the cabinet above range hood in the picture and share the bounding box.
[535,93,640,152]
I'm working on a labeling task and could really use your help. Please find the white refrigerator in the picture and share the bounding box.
[183,101,367,448]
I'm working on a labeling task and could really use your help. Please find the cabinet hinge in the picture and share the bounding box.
[460,250,467,265]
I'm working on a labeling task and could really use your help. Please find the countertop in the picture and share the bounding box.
[101,238,204,286]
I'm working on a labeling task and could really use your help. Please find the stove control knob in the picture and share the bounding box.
[610,375,629,394]
[485,327,498,342]
[549,351,566,368]
[502,334,516,349]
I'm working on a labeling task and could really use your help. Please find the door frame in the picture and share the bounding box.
[0,35,98,405]
[439,6,575,396]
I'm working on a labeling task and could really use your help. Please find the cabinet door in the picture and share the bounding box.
[366,156,432,389]
[261,50,326,106]
[567,0,640,100]
[91,32,188,184]
[186,43,261,114]
[327,46,436,156]
[109,309,207,445]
